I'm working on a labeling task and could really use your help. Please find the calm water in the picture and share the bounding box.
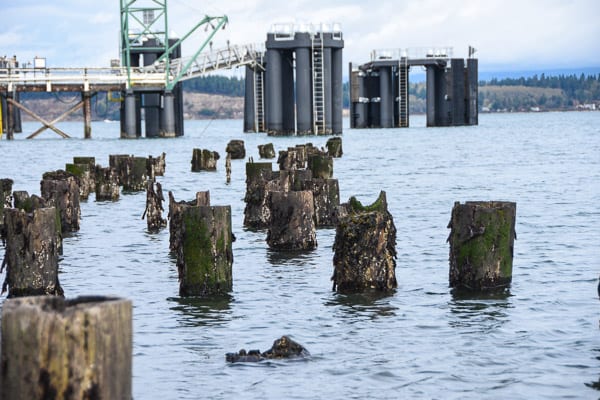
[1,112,599,399]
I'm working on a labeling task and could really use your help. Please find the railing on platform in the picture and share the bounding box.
[0,43,264,91]
[143,43,264,82]
[370,47,453,61]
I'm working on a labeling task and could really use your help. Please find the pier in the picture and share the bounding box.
[349,47,478,128]
[0,1,262,139]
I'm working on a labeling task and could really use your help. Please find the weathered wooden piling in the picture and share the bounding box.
[243,162,274,229]
[40,170,80,232]
[109,155,148,192]
[301,178,340,227]
[94,166,120,201]
[266,190,317,251]
[447,201,517,291]
[225,153,232,184]
[326,136,343,158]
[191,148,220,172]
[168,191,211,252]
[65,163,94,200]
[258,143,276,159]
[176,204,233,296]
[0,295,132,400]
[143,179,167,232]
[277,148,304,171]
[0,178,13,239]
[226,139,246,159]
[332,191,397,293]
[147,152,166,178]
[307,154,333,179]
[2,207,63,297]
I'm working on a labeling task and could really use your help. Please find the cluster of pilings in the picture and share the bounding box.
[120,39,184,138]
[350,49,478,128]
[243,140,343,251]
[244,24,344,135]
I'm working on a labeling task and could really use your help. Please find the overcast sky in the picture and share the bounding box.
[1,0,599,74]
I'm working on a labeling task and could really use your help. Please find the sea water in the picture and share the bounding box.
[1,111,599,399]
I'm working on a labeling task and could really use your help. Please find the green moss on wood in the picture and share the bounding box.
[348,191,388,214]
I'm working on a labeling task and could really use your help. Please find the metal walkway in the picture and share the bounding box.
[0,43,264,91]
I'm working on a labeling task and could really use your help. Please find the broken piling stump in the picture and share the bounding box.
[191,148,220,172]
[94,166,120,201]
[447,201,517,292]
[65,163,94,200]
[147,152,166,178]
[307,154,333,179]
[301,178,340,227]
[266,190,317,251]
[243,162,275,229]
[143,179,166,233]
[1,178,13,239]
[40,170,80,233]
[0,295,132,399]
[326,136,343,158]
[332,191,397,293]
[258,143,276,159]
[226,139,246,159]
[225,153,232,184]
[175,203,233,296]
[109,155,147,192]
[2,207,63,297]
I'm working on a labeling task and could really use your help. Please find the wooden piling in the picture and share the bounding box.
[191,149,220,172]
[266,190,317,251]
[258,143,276,159]
[447,201,517,291]
[0,295,132,400]
[2,207,63,297]
[301,178,340,227]
[307,154,333,179]
[40,170,80,232]
[109,155,147,192]
[226,139,246,159]
[0,178,13,239]
[143,179,167,233]
[225,153,232,184]
[147,152,166,178]
[94,166,120,201]
[65,163,93,200]
[168,191,210,252]
[176,204,233,296]
[326,136,343,158]
[332,191,397,293]
[243,162,274,229]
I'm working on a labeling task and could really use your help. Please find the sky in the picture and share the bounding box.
[1,0,599,76]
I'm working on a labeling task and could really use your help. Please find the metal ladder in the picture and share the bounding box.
[254,59,265,132]
[311,33,325,134]
[398,56,409,127]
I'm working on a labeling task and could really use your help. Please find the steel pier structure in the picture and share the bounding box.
[0,0,262,139]
[244,24,344,136]
[349,48,478,128]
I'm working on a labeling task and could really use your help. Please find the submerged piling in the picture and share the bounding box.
[226,140,246,159]
[40,170,80,233]
[447,201,517,291]
[94,166,120,201]
[0,295,132,399]
[191,149,220,172]
[143,179,167,233]
[332,191,397,293]
[173,199,234,297]
[2,207,63,297]
[1,178,13,239]
[266,190,317,251]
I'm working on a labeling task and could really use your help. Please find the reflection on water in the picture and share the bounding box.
[448,290,513,332]
[325,290,397,320]
[168,294,233,327]
[266,247,317,266]
[585,348,600,392]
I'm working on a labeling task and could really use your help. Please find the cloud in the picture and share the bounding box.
[2,0,599,71]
